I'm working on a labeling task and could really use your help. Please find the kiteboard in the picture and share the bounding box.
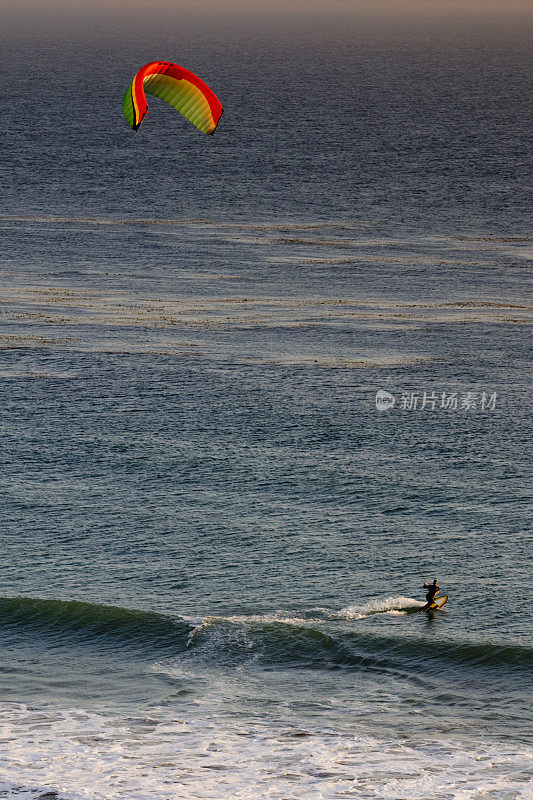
[418,595,448,613]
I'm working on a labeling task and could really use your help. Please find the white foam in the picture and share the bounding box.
[0,702,530,800]
[333,595,423,620]
[182,600,423,649]
[184,612,330,648]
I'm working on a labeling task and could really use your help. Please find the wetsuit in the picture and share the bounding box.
[424,582,439,605]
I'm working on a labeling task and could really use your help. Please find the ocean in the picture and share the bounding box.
[0,10,531,799]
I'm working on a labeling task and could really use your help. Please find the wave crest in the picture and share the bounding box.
[0,596,191,654]
[332,596,423,620]
[1,597,530,676]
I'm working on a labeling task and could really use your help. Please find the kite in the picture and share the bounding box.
[123,61,223,135]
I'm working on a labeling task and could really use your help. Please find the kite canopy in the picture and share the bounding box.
[123,61,223,135]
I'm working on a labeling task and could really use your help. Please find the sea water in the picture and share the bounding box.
[0,11,531,799]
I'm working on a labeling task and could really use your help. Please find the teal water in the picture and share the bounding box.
[0,11,531,800]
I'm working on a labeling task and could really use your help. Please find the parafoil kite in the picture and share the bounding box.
[123,61,223,135]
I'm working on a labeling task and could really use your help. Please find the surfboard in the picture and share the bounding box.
[418,595,448,612]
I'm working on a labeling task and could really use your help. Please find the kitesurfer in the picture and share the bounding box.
[421,579,439,610]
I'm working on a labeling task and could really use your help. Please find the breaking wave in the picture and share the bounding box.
[1,597,530,677]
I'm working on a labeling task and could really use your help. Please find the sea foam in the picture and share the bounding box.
[0,702,530,800]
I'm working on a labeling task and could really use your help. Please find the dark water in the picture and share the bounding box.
[0,11,531,800]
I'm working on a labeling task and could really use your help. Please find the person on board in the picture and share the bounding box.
[422,579,439,609]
